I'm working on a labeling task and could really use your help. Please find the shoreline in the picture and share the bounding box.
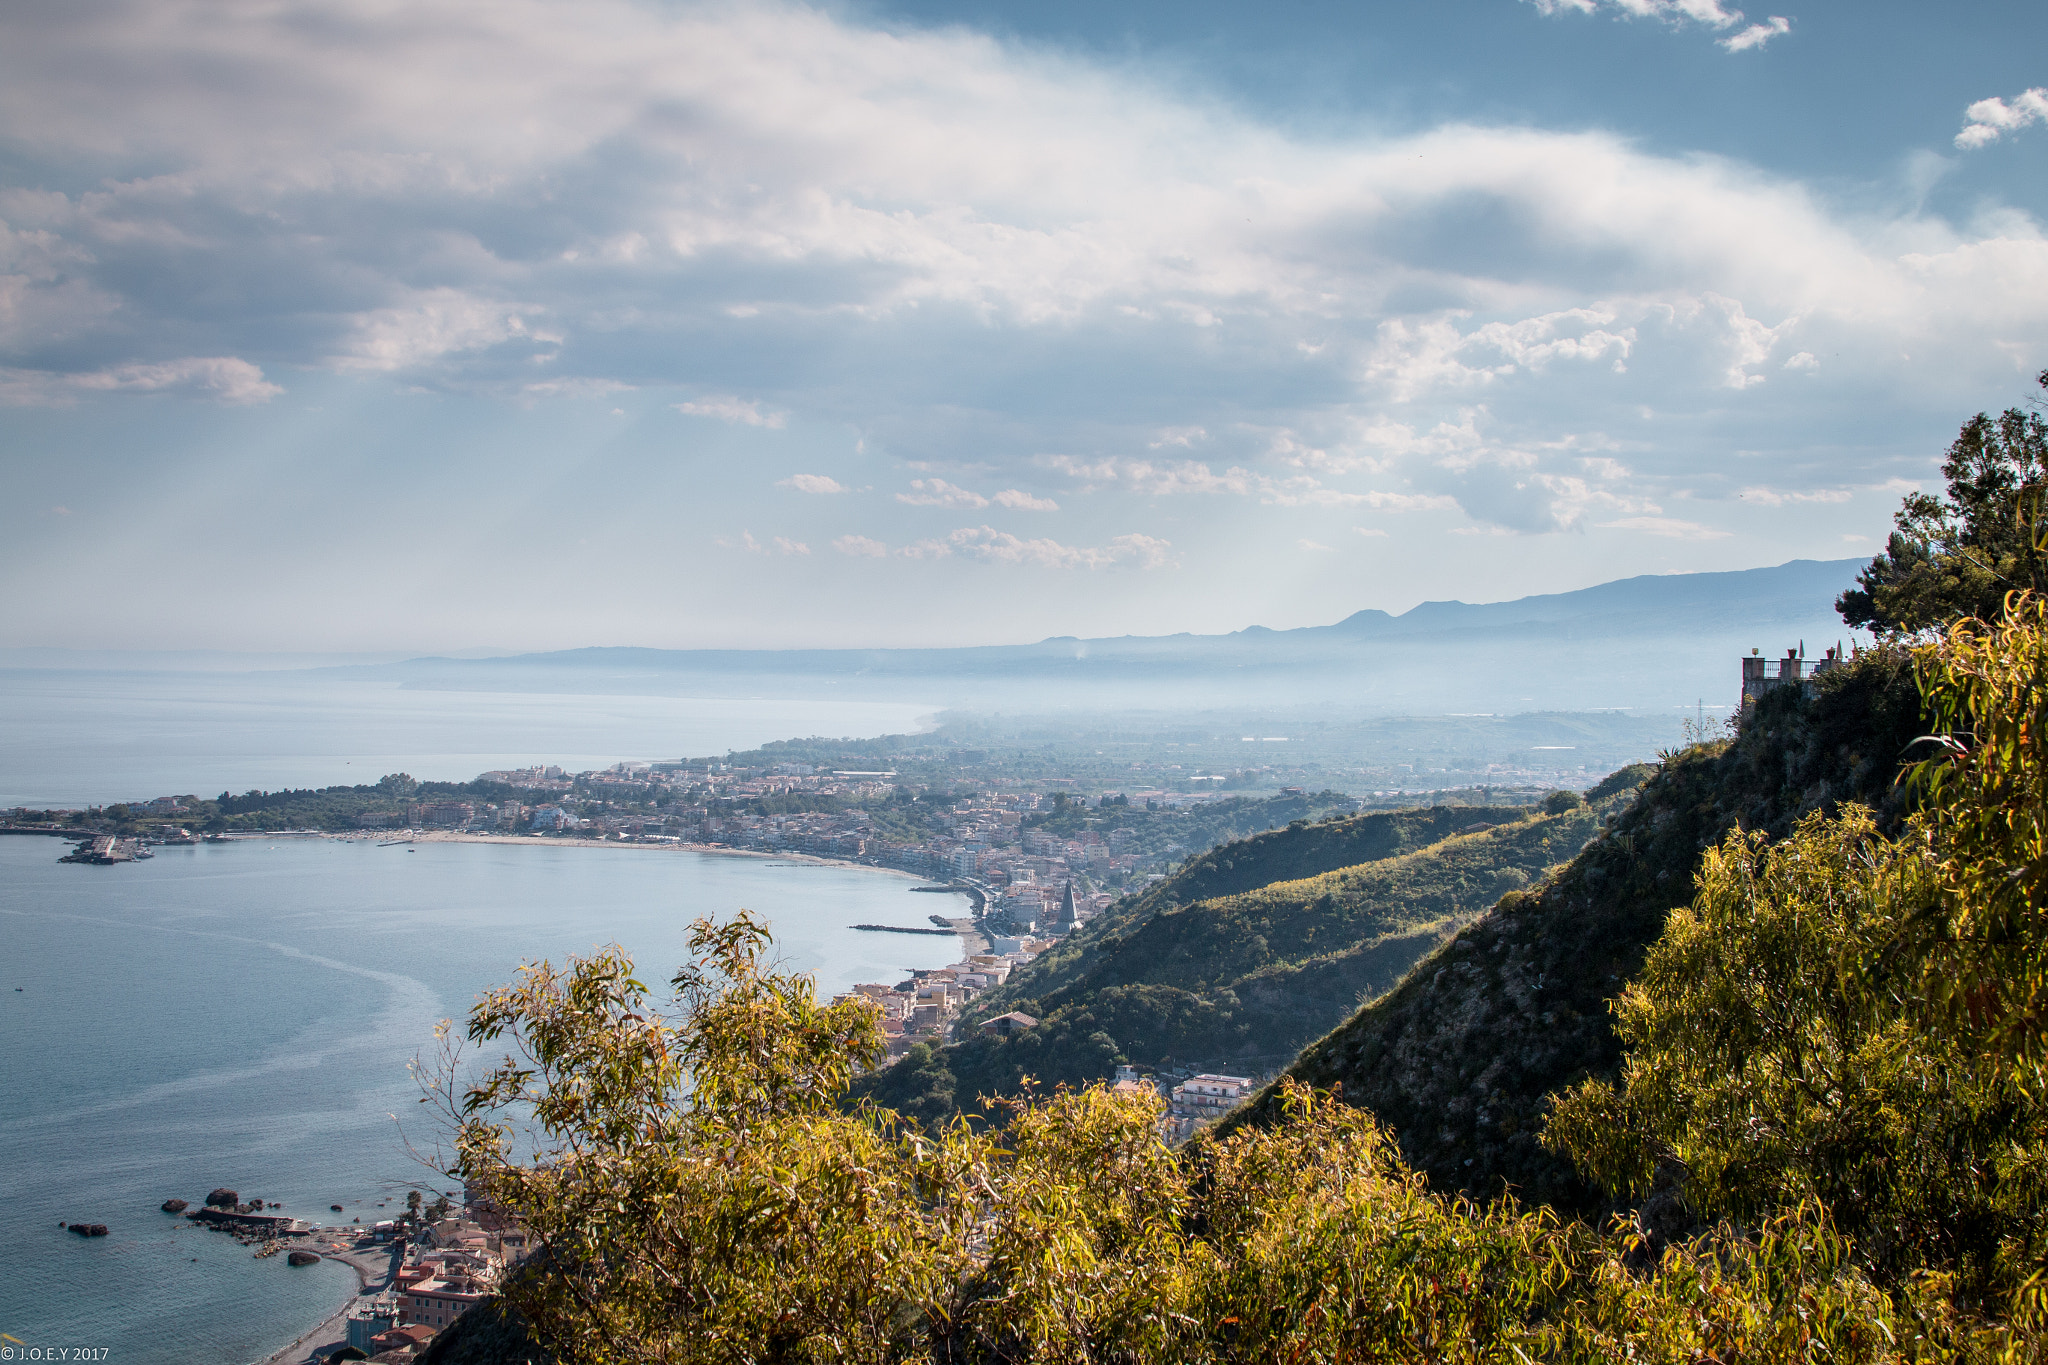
[327,828,992,959]
[251,1238,399,1365]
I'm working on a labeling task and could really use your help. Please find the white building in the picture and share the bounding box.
[1166,1072,1254,1140]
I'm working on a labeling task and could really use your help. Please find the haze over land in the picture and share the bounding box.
[319,557,1863,713]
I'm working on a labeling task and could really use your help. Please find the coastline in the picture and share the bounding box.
[251,1239,398,1365]
[231,839,981,1362]
[328,829,992,959]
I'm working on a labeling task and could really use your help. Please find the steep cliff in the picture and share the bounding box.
[1228,647,1926,1210]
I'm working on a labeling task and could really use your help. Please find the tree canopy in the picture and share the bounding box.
[1839,372,2048,637]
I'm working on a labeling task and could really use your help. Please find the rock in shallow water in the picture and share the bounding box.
[161,1199,189,1213]
[287,1250,321,1266]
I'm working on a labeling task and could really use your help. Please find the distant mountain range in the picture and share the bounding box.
[325,557,1868,715]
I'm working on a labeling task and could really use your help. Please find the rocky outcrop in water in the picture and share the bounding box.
[206,1188,239,1208]
[67,1223,109,1237]
[287,1250,321,1266]
[161,1199,189,1213]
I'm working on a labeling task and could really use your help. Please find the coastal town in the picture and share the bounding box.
[119,1185,531,1364]
[8,746,1537,895]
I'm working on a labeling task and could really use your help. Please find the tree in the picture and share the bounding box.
[1838,372,2048,637]
[1542,810,2048,1295]
[1546,597,2048,1311]
[439,913,2012,1362]
[1907,594,2048,1093]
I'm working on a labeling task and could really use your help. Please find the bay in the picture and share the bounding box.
[0,834,964,1363]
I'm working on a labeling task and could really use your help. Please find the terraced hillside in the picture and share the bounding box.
[848,785,1649,1127]
[1227,646,1927,1211]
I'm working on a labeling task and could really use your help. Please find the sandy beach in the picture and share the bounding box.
[250,1237,400,1365]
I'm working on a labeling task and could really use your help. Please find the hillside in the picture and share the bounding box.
[849,785,1647,1126]
[973,802,1527,1008]
[1228,645,1927,1210]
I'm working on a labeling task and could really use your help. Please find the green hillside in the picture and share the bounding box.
[849,785,1649,1125]
[1227,645,1927,1210]
[969,801,1533,1009]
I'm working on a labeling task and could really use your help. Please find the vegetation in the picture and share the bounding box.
[1546,809,2045,1301]
[1239,645,1929,1209]
[848,794,1631,1127]
[1909,597,2048,1089]
[445,637,2048,1361]
[971,801,1544,1010]
[1839,371,2048,637]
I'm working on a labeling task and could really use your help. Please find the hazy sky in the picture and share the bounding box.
[3,0,2045,652]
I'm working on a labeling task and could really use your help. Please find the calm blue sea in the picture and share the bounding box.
[0,835,963,1363]
[0,669,936,808]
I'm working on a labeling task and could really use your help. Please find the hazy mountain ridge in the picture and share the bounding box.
[312,558,1864,712]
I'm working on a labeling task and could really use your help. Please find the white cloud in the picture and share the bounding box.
[897,478,989,509]
[1354,527,1389,538]
[1957,88,2048,150]
[1039,454,1404,509]
[676,396,787,428]
[1527,0,1786,50]
[992,488,1059,510]
[1719,17,1789,51]
[0,0,2042,535]
[520,377,635,400]
[831,534,889,557]
[0,356,281,405]
[1040,456,1254,496]
[1735,484,1853,506]
[1596,515,1732,539]
[724,530,809,555]
[335,290,554,372]
[779,473,848,494]
[1360,490,1460,512]
[897,526,1172,569]
[1297,539,1335,552]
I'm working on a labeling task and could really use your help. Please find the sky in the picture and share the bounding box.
[2,0,2045,653]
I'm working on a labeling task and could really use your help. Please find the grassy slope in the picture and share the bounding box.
[968,804,1523,1016]
[848,792,1649,1126]
[1226,648,1927,1211]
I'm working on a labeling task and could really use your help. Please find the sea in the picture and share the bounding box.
[0,670,957,1362]
[0,668,939,809]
